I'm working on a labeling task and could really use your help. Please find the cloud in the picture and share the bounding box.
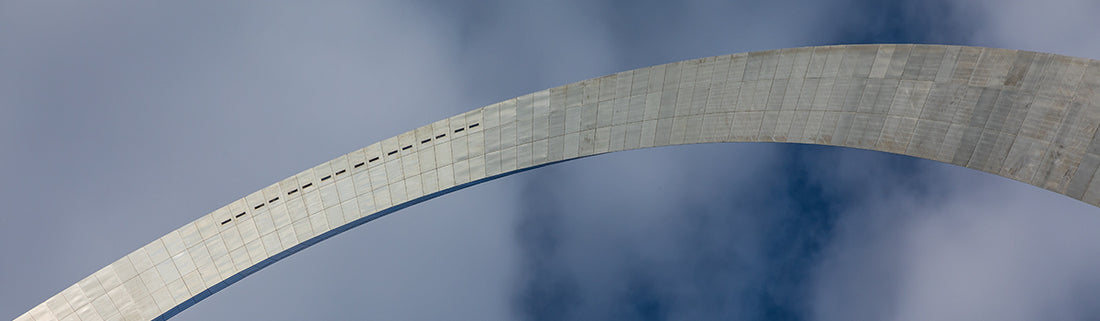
[808,154,1100,321]
[960,0,1100,59]
[514,144,791,320]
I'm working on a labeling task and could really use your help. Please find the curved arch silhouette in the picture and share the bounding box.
[17,44,1100,321]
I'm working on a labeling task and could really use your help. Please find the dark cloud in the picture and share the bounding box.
[511,144,930,320]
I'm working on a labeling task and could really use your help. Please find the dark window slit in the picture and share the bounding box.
[402,145,412,150]
[369,157,380,162]
[321,175,332,181]
[387,150,397,155]
[354,162,365,168]
[288,189,298,195]
[436,134,445,139]
[335,169,346,175]
[269,197,279,203]
[469,123,479,128]
[254,204,264,209]
[302,183,313,189]
[454,128,465,133]
[235,212,246,218]
[421,139,431,144]
[221,219,232,225]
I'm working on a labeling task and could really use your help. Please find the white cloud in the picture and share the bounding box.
[811,158,1100,321]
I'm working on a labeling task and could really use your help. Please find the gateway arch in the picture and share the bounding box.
[16,44,1100,321]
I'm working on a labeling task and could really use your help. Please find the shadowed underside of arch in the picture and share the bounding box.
[17,44,1100,321]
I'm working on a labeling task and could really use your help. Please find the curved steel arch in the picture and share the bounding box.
[17,44,1100,321]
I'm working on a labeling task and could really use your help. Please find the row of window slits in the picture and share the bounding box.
[222,211,247,225]
[383,123,479,158]
[220,123,479,225]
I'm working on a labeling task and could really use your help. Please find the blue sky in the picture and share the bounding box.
[3,0,1100,320]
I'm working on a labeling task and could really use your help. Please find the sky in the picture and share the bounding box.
[3,0,1100,320]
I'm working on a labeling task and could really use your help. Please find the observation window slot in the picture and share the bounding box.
[369,157,380,162]
[402,145,412,150]
[235,212,246,218]
[269,197,279,203]
[254,204,264,210]
[469,123,479,128]
[387,150,397,156]
[454,128,464,133]
[302,183,313,189]
[321,175,332,181]
[421,139,431,144]
[288,189,298,195]
[354,162,365,168]
[335,169,346,176]
[221,219,232,225]
[436,134,445,139]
